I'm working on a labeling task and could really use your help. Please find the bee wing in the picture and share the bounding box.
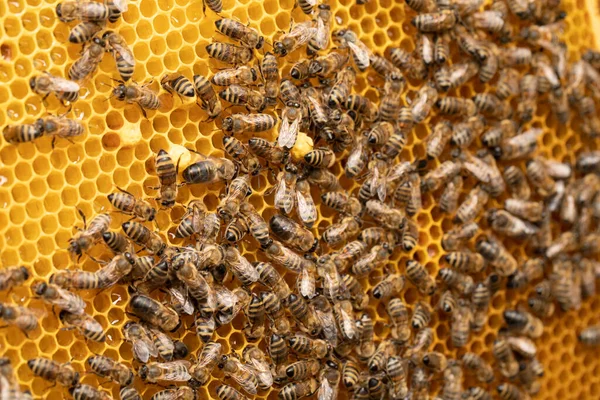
[197,346,221,368]
[168,287,195,315]
[296,189,317,227]
[347,41,371,69]
[149,326,175,358]
[318,378,335,400]
[81,315,104,334]
[162,361,192,381]
[297,268,316,299]
[96,260,123,289]
[250,359,274,388]
[274,175,287,210]
[113,44,136,66]
[112,0,129,11]
[315,310,339,347]
[278,113,300,150]
[313,18,329,49]
[289,25,318,44]
[462,159,491,183]
[132,338,157,362]
[49,76,80,92]
[56,288,87,315]
[233,364,258,395]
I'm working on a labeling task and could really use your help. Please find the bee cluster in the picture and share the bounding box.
[2,0,600,398]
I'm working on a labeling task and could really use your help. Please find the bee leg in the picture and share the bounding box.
[76,208,88,229]
[137,103,148,119]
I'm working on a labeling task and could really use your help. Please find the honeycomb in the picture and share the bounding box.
[1,0,600,398]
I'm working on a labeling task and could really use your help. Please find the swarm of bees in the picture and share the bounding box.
[3,0,600,398]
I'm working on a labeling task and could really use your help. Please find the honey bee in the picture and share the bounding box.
[182,152,236,185]
[412,10,457,32]
[476,236,517,276]
[486,208,538,239]
[405,259,436,296]
[507,258,544,289]
[87,355,132,387]
[444,251,485,274]
[461,353,494,384]
[365,200,405,231]
[194,315,216,343]
[307,167,342,192]
[212,66,256,86]
[32,280,86,314]
[453,185,489,224]
[351,243,392,277]
[59,310,106,342]
[504,309,544,339]
[441,222,478,252]
[284,359,320,382]
[224,217,249,243]
[450,115,486,148]
[147,149,178,207]
[321,215,362,247]
[188,341,221,386]
[68,36,105,81]
[68,21,104,44]
[247,138,288,166]
[410,301,432,331]
[111,81,161,118]
[493,339,523,380]
[279,378,318,400]
[222,113,277,136]
[304,148,335,169]
[219,85,267,112]
[108,188,156,222]
[68,211,111,257]
[139,360,191,383]
[151,387,196,400]
[0,266,29,292]
[278,102,303,150]
[30,72,81,104]
[70,384,112,400]
[439,175,463,215]
[579,325,600,346]
[100,31,136,82]
[516,74,538,122]
[120,387,142,400]
[2,121,44,144]
[290,59,311,80]
[421,160,461,192]
[321,192,362,217]
[236,204,270,250]
[217,175,252,221]
[129,294,179,332]
[333,29,372,71]
[450,300,472,348]
[258,53,279,105]
[424,120,452,160]
[101,231,134,255]
[264,240,314,274]
[435,61,478,92]
[218,355,259,395]
[368,340,396,373]
[122,321,158,362]
[499,46,532,68]
[436,96,477,116]
[494,128,541,161]
[307,4,332,55]
[56,0,119,22]
[379,71,405,122]
[269,214,317,253]
[526,158,556,197]
[161,74,195,99]
[328,67,356,108]
[27,358,79,387]
[503,166,531,200]
[286,293,322,336]
[122,221,165,255]
[206,42,253,65]
[214,18,263,50]
[389,48,427,80]
[191,74,221,120]
[274,21,317,57]
[438,268,474,296]
[223,246,259,286]
[410,84,438,123]
[0,302,40,334]
[292,179,316,229]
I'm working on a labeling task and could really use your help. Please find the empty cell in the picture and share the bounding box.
[153,15,170,34]
[4,16,22,37]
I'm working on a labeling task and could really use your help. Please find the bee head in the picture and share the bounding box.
[273,41,287,56]
[249,67,258,82]
[112,84,128,101]
[58,309,69,322]
[33,281,47,295]
[123,252,136,265]
[19,266,30,281]
[101,31,113,40]
[138,365,148,380]
[222,117,233,132]
[256,36,264,50]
